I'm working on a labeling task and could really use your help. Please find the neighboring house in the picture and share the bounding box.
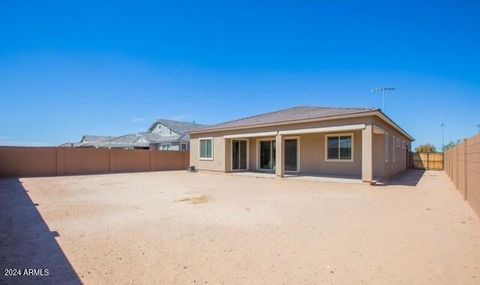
[80,135,113,144]
[60,119,206,151]
[146,119,207,151]
[58,135,113,147]
[188,106,414,183]
[90,134,151,149]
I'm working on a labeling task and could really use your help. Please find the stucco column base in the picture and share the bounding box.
[275,134,285,177]
[362,124,374,182]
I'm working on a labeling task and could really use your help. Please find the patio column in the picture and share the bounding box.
[275,134,285,177]
[362,124,374,183]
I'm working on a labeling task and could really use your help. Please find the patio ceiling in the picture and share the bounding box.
[223,124,367,139]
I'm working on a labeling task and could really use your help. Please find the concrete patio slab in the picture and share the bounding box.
[231,171,363,183]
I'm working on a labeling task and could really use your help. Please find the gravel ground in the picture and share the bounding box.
[1,170,479,284]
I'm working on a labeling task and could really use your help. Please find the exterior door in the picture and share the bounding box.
[259,140,276,170]
[285,138,298,171]
[232,140,248,170]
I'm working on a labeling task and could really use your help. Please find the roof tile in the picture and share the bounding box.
[192,106,378,133]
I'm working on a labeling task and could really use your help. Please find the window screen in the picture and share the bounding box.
[327,135,352,160]
[199,139,213,159]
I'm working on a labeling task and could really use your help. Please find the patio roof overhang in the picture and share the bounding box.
[223,124,369,139]
[223,131,278,139]
[278,124,365,135]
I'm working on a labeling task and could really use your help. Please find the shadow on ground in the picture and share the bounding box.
[0,178,81,285]
[382,169,426,186]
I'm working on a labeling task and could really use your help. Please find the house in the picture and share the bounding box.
[80,135,113,144]
[59,134,150,149]
[58,135,112,147]
[60,119,206,151]
[146,119,207,151]
[188,106,414,183]
[89,134,151,149]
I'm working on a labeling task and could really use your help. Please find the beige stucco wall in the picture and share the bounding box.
[297,131,362,176]
[190,115,412,179]
[227,131,362,176]
[189,136,227,172]
[371,116,411,178]
[372,134,385,178]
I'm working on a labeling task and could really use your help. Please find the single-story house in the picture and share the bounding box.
[88,134,151,149]
[188,106,414,183]
[59,135,113,147]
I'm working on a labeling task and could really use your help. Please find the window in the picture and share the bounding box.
[160,143,171,150]
[199,138,213,160]
[326,134,353,161]
[181,143,187,151]
[392,136,396,162]
[385,133,389,162]
[395,136,400,148]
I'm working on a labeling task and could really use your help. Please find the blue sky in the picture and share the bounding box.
[1,1,479,148]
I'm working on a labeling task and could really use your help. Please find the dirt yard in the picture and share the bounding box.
[1,170,479,284]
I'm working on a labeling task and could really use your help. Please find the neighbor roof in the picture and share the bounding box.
[149,119,207,134]
[138,132,189,143]
[92,134,150,148]
[190,106,414,141]
[81,135,112,143]
[191,106,377,133]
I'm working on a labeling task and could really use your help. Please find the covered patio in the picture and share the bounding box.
[224,123,387,183]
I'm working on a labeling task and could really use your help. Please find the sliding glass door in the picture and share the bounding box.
[258,138,298,172]
[285,138,298,171]
[232,140,248,170]
[259,140,276,170]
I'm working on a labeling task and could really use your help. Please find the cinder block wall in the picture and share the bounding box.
[0,147,189,178]
[444,134,480,217]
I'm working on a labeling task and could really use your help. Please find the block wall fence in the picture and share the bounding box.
[444,134,480,217]
[0,147,189,178]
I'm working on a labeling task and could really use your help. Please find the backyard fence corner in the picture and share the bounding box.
[444,134,480,217]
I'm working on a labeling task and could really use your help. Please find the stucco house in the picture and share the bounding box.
[146,119,207,151]
[60,119,206,151]
[59,135,113,147]
[188,106,414,183]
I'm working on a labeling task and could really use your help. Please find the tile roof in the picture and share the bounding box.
[149,119,207,134]
[191,106,378,133]
[89,134,150,148]
[81,135,112,143]
[138,132,187,143]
